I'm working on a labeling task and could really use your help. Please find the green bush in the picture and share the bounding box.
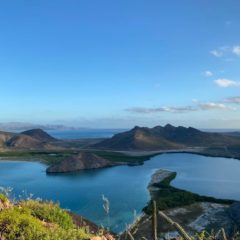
[0,200,92,240]
[0,207,46,240]
[19,200,74,229]
[47,227,92,240]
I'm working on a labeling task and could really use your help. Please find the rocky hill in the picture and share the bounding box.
[46,152,120,173]
[93,124,240,151]
[0,129,58,150]
[0,131,15,147]
[21,129,57,142]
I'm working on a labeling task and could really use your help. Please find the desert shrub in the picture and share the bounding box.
[47,227,91,240]
[0,207,46,240]
[0,194,8,203]
[0,203,91,240]
[19,200,74,229]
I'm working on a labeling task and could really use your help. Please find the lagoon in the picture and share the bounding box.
[1,153,240,232]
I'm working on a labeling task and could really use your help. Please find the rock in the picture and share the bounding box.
[104,233,115,240]
[90,235,115,240]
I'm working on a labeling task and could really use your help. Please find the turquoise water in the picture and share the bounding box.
[1,153,240,232]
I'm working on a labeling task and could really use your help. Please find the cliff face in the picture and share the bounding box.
[46,152,116,173]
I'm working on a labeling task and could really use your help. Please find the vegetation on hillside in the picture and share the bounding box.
[0,195,92,240]
[0,150,154,166]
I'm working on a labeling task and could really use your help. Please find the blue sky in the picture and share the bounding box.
[0,0,240,128]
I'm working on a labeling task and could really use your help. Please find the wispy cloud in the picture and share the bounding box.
[198,102,233,110]
[211,45,240,58]
[210,49,223,57]
[233,46,240,56]
[204,70,213,77]
[224,96,240,104]
[126,106,196,114]
[126,101,234,114]
[214,78,240,88]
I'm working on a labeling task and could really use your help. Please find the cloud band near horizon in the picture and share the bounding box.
[126,96,240,114]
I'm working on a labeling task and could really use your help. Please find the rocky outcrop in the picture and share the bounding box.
[46,152,119,173]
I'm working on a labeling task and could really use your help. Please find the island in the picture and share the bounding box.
[46,152,124,173]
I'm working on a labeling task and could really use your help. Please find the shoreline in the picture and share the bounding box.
[123,169,235,239]
[1,146,240,167]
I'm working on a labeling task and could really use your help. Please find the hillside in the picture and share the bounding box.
[0,129,58,150]
[0,194,114,240]
[93,124,240,151]
[0,131,15,147]
[21,129,57,142]
[46,152,120,173]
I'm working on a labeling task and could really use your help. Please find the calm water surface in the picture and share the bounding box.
[46,129,127,139]
[1,153,240,232]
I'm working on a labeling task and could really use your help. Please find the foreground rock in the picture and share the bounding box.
[47,152,121,173]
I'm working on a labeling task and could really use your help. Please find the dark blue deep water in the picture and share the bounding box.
[1,153,240,232]
[46,129,127,139]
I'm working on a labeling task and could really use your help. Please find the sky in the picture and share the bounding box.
[0,0,240,128]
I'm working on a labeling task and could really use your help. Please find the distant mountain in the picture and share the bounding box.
[6,134,47,149]
[222,132,240,137]
[93,124,240,151]
[0,131,15,148]
[21,129,57,142]
[0,129,58,150]
[0,122,86,131]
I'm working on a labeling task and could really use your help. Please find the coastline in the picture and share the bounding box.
[0,156,48,165]
[1,146,240,170]
[122,169,235,239]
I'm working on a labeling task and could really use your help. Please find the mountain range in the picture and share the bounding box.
[1,124,240,152]
[93,124,240,150]
[0,122,86,131]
